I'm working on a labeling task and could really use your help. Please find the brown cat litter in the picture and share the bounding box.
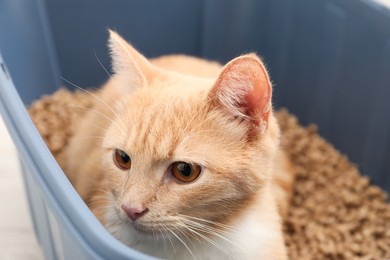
[29,88,390,259]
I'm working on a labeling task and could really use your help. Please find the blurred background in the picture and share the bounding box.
[2,0,390,188]
[1,0,390,259]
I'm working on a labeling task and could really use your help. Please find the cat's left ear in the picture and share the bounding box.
[209,54,272,132]
[108,29,152,89]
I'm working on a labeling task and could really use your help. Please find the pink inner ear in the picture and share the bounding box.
[210,54,272,128]
[244,69,271,125]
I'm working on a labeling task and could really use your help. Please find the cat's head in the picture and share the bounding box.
[101,30,280,239]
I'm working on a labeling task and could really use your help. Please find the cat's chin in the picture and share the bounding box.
[132,222,164,236]
[121,220,174,240]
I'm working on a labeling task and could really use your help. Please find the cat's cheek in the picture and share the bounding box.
[105,167,128,199]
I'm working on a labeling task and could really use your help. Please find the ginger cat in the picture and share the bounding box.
[65,30,295,259]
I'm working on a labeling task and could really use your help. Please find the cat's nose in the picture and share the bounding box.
[121,205,148,221]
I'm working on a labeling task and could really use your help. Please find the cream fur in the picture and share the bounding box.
[65,30,294,260]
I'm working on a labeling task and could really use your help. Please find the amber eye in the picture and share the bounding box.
[113,149,131,170]
[171,162,202,183]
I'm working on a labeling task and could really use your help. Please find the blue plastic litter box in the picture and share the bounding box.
[1,0,390,259]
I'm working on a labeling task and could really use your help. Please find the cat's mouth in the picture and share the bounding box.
[132,223,156,234]
[129,221,169,237]
[128,220,184,239]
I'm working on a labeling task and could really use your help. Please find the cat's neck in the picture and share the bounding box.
[104,182,286,260]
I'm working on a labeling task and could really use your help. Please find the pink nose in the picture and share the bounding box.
[121,205,148,221]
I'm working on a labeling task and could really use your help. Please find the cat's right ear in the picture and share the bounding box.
[108,29,151,89]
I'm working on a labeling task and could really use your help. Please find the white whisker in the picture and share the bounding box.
[67,104,124,130]
[185,222,243,250]
[183,219,240,239]
[163,226,177,255]
[179,214,237,233]
[61,77,126,128]
[181,224,234,259]
[168,229,196,260]
[94,53,133,128]
[173,225,196,248]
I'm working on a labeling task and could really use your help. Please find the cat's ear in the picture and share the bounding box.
[209,54,272,131]
[108,29,151,88]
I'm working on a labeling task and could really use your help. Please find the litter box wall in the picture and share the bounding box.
[0,0,389,259]
[21,0,390,192]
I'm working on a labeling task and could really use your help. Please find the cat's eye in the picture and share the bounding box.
[113,149,131,170]
[171,162,202,183]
